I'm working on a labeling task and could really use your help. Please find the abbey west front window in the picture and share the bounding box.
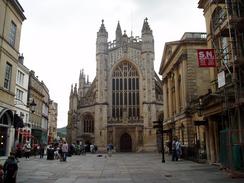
[112,61,140,121]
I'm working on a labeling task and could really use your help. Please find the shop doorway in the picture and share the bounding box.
[0,127,7,156]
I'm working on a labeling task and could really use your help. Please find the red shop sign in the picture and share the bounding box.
[197,49,216,67]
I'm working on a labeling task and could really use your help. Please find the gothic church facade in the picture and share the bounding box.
[67,19,163,152]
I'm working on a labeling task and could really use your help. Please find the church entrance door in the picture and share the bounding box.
[120,133,132,152]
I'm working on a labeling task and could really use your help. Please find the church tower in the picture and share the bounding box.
[67,84,78,144]
[95,20,109,147]
[67,18,163,152]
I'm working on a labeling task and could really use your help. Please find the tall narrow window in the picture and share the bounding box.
[17,70,25,86]
[8,21,17,47]
[112,61,140,120]
[16,89,24,101]
[4,63,12,90]
[84,114,94,133]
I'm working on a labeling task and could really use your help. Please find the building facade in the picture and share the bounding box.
[14,54,31,145]
[41,82,49,144]
[67,19,163,152]
[198,0,244,170]
[28,71,50,145]
[48,100,58,144]
[0,0,25,156]
[159,32,209,160]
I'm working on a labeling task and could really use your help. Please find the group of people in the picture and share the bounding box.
[171,137,182,161]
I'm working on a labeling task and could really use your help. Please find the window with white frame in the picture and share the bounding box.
[17,70,24,86]
[8,21,17,47]
[16,89,24,101]
[4,63,12,90]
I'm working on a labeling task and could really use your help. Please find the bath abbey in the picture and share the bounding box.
[67,19,163,152]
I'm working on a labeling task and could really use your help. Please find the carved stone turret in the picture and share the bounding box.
[96,20,108,55]
[141,18,154,53]
[116,21,122,45]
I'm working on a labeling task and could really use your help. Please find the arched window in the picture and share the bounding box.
[112,61,140,120]
[211,6,226,32]
[83,114,94,133]
[211,7,230,67]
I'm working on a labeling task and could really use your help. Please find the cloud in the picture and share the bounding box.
[18,0,205,128]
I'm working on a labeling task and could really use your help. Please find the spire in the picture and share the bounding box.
[70,84,73,96]
[79,70,82,80]
[98,19,107,33]
[74,83,77,95]
[142,17,152,34]
[87,75,89,84]
[82,69,84,76]
[116,21,122,42]
[96,19,108,54]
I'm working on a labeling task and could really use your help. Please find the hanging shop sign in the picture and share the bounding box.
[218,70,226,88]
[197,49,216,67]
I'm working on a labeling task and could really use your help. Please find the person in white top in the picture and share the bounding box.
[61,141,69,161]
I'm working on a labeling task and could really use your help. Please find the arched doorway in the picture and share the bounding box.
[120,133,132,152]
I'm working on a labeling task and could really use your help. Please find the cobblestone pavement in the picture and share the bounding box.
[17,153,243,183]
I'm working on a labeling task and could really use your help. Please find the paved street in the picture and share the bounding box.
[17,153,243,183]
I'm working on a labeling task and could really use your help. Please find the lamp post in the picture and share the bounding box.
[161,119,165,163]
[29,99,36,113]
[153,120,165,163]
[196,98,203,117]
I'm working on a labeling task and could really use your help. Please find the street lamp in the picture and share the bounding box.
[29,99,36,113]
[196,98,203,117]
[153,120,165,163]
[15,98,36,113]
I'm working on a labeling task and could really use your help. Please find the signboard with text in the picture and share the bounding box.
[218,70,225,88]
[197,49,216,67]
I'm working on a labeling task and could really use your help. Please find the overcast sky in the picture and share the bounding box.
[18,0,206,128]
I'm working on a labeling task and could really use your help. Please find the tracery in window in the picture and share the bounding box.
[112,61,140,120]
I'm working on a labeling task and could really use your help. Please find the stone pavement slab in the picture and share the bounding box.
[16,153,243,183]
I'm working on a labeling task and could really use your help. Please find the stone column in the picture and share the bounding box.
[168,76,172,118]
[182,60,187,108]
[213,122,219,162]
[208,122,216,163]
[174,69,180,114]
[6,126,15,156]
[163,79,168,119]
[205,124,211,162]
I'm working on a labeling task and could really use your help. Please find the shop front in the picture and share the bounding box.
[0,107,14,156]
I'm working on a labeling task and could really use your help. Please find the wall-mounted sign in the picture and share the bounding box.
[197,49,216,67]
[218,70,226,88]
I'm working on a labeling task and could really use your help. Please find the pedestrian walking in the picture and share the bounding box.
[172,137,182,161]
[3,152,18,183]
[90,144,95,153]
[80,144,86,155]
[107,143,113,157]
[172,137,178,161]
[39,144,45,159]
[61,141,69,161]
[176,139,182,160]
[59,142,63,161]
[23,141,31,160]
[15,143,22,159]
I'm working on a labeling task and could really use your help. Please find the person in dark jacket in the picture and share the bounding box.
[3,152,18,183]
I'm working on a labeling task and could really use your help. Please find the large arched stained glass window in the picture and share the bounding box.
[112,61,140,120]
